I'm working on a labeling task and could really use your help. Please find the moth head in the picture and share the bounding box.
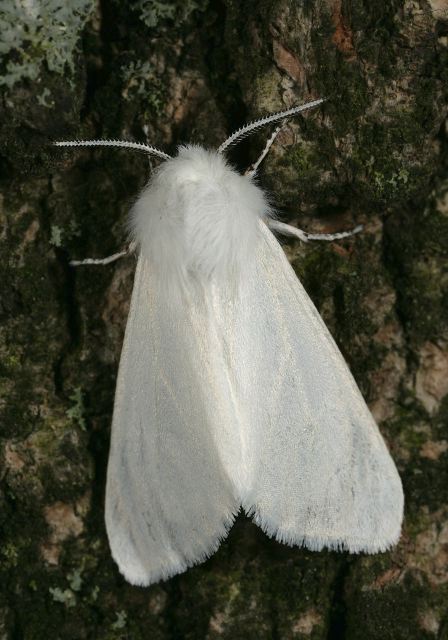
[129,144,270,287]
[54,99,325,288]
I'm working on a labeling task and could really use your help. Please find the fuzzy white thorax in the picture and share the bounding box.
[129,145,271,288]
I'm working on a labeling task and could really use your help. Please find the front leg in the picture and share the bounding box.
[268,220,363,243]
[245,124,285,177]
[69,242,137,266]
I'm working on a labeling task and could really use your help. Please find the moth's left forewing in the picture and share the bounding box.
[105,256,241,586]
[225,220,404,552]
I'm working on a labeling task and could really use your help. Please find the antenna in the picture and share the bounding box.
[218,99,325,154]
[54,139,171,161]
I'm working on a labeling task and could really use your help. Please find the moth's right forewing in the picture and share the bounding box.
[227,221,404,552]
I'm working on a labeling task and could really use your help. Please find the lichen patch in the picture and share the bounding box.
[292,608,322,635]
[407,509,448,586]
[272,40,305,85]
[41,501,85,565]
[415,342,448,414]
[365,567,403,591]
[331,0,356,60]
[4,442,26,471]
[418,608,440,635]
[419,440,448,461]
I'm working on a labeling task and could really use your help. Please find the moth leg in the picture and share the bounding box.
[268,220,363,243]
[245,124,284,177]
[70,241,137,266]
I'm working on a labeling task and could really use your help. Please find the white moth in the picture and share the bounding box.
[56,100,404,587]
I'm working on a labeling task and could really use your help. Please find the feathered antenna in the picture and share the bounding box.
[217,98,325,154]
[54,139,171,161]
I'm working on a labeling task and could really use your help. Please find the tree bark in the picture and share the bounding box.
[1,1,447,638]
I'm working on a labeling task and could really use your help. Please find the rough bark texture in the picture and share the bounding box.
[1,1,448,638]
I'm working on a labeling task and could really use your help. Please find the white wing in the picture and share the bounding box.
[105,257,242,586]
[212,221,404,552]
[106,222,403,587]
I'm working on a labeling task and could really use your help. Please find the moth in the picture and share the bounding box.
[56,100,404,586]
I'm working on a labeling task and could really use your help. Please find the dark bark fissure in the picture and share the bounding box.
[198,0,251,167]
[326,558,352,640]
[79,0,113,125]
[39,177,83,395]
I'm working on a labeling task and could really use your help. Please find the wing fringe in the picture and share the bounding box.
[244,502,402,554]
[111,507,240,586]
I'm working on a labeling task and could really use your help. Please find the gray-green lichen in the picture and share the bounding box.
[121,60,165,114]
[0,0,95,88]
[136,0,208,28]
[66,388,87,431]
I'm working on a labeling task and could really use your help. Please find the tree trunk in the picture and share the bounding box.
[1,1,447,638]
